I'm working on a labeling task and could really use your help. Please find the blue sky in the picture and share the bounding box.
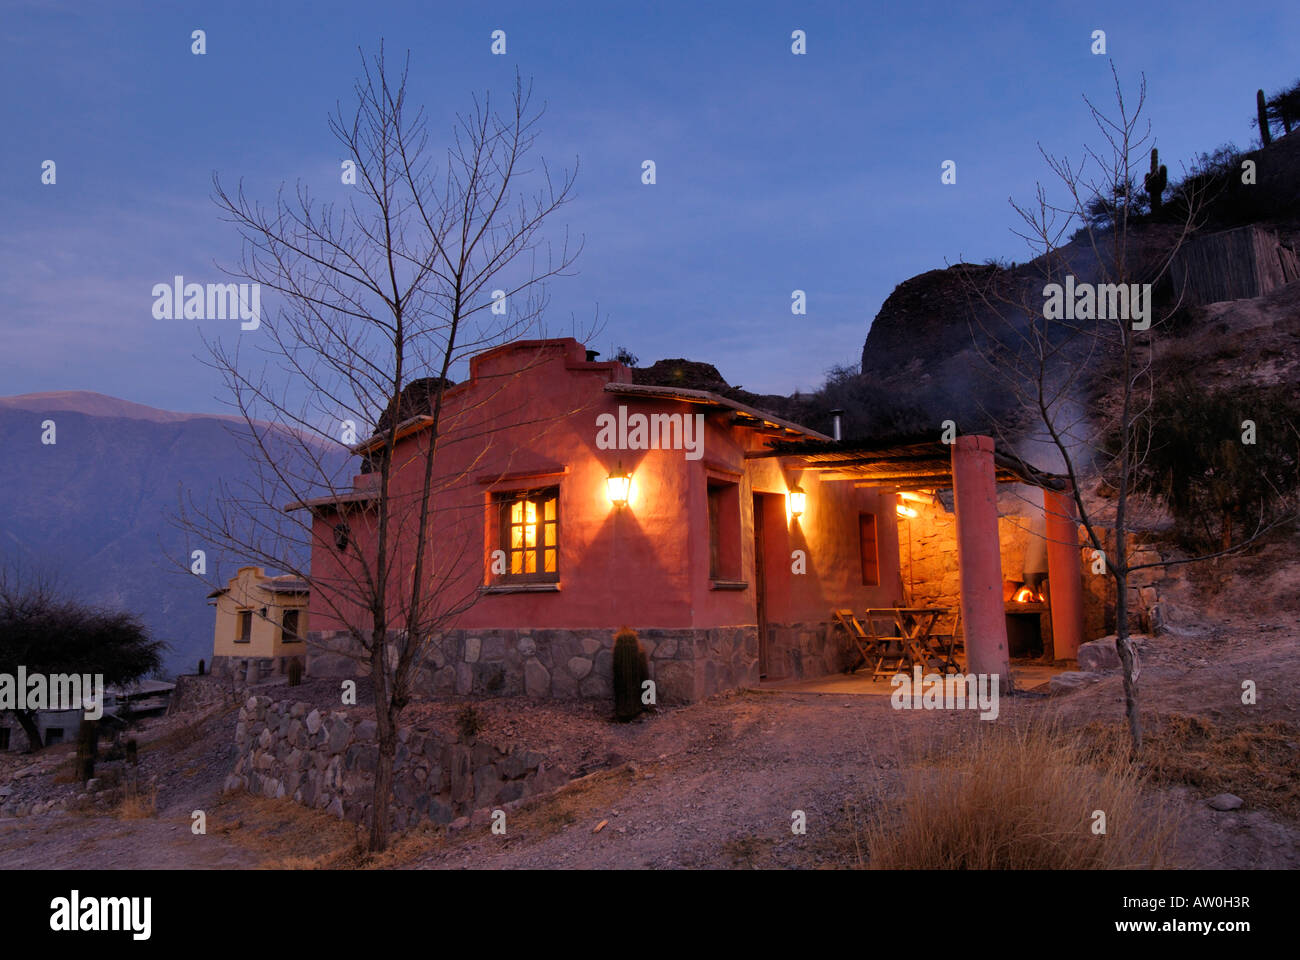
[2,0,1297,411]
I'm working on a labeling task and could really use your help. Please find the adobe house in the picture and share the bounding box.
[294,338,1084,704]
[207,566,309,681]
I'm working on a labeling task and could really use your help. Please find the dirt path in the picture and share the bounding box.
[0,812,260,869]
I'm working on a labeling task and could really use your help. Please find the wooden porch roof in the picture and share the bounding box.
[744,433,1067,491]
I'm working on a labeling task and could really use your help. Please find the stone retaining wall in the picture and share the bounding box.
[223,697,570,830]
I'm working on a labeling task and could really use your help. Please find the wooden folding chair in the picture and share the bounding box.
[927,607,963,674]
[835,609,906,680]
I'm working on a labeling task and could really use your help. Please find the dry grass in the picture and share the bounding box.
[114,781,157,820]
[1086,714,1300,818]
[140,705,232,755]
[859,721,1179,869]
[212,794,366,869]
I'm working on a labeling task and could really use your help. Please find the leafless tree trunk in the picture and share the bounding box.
[179,45,590,851]
[960,66,1291,753]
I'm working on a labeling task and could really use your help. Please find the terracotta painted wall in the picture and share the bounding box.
[304,339,905,636]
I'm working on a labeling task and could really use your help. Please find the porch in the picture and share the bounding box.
[745,432,1085,687]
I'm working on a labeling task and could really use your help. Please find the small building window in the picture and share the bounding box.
[859,513,879,586]
[281,609,301,642]
[707,480,742,581]
[237,610,253,643]
[494,487,559,582]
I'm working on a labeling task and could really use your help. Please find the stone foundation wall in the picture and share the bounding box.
[307,625,761,703]
[224,696,571,831]
[764,621,853,680]
[210,654,304,684]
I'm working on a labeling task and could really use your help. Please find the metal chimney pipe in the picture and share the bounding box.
[830,409,844,442]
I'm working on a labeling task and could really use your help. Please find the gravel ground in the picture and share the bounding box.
[1,610,1297,870]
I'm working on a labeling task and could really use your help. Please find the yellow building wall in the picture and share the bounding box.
[212,566,309,661]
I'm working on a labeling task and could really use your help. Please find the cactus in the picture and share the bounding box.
[612,627,648,722]
[1144,148,1167,215]
[287,658,303,687]
[125,738,138,766]
[75,718,99,783]
[198,658,205,676]
[1258,89,1272,146]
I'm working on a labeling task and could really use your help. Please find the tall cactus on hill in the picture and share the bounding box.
[1258,89,1273,146]
[1143,147,1167,215]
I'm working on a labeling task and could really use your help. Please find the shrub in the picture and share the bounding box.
[1126,376,1300,552]
[455,704,483,741]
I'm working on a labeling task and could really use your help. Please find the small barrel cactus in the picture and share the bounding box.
[613,627,648,722]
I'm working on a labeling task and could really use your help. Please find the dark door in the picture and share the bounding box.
[753,493,769,678]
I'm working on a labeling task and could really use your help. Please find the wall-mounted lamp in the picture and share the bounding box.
[788,486,806,519]
[606,462,632,508]
[896,504,918,519]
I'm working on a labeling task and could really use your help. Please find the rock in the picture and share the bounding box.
[1208,793,1244,811]
[518,637,536,657]
[288,702,307,719]
[1077,634,1151,672]
[524,658,551,698]
[449,815,471,833]
[355,719,378,741]
[326,719,352,754]
[567,657,593,680]
[305,709,323,735]
[1048,671,1105,695]
[464,637,481,664]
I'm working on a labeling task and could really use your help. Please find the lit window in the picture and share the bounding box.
[496,487,559,582]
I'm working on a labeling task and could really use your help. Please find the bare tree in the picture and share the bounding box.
[179,46,589,851]
[959,66,1292,752]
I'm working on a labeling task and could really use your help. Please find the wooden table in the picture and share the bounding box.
[862,607,960,677]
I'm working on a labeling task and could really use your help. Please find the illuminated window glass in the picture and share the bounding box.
[495,487,559,583]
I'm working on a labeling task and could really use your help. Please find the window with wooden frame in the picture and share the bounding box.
[494,487,559,582]
[859,512,880,586]
[236,609,253,643]
[281,608,301,642]
[707,479,742,581]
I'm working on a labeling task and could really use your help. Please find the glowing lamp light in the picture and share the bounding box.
[606,463,632,507]
[788,486,806,519]
[896,504,918,519]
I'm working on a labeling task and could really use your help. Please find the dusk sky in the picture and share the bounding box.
[4,0,1297,413]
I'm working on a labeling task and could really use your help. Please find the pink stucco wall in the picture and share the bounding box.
[304,339,902,638]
